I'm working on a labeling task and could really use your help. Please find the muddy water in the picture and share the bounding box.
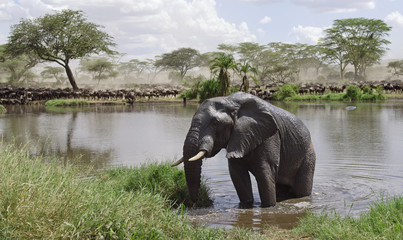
[1,101,402,230]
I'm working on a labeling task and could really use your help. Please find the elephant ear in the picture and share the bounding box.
[226,96,278,159]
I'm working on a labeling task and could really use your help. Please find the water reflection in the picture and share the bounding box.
[1,101,402,230]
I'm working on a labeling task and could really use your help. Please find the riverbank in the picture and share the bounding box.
[0,143,401,239]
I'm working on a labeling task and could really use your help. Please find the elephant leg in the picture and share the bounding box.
[292,146,316,197]
[228,158,253,208]
[252,166,276,207]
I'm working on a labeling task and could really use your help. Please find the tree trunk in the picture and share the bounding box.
[65,64,79,90]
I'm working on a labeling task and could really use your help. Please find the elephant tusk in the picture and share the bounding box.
[171,157,184,167]
[189,151,206,162]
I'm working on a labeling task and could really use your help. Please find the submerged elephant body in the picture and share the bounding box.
[174,92,315,207]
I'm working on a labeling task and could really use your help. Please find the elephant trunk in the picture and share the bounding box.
[184,157,202,203]
[182,129,211,203]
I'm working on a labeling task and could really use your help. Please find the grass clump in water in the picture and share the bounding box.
[293,195,403,240]
[0,143,263,239]
[45,99,90,107]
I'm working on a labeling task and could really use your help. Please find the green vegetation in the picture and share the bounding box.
[154,48,202,80]
[6,9,116,90]
[45,99,91,107]
[0,142,401,239]
[80,57,118,85]
[276,84,386,101]
[387,59,403,77]
[0,143,263,239]
[320,18,391,81]
[0,105,6,113]
[272,84,299,100]
[210,52,237,96]
[293,196,403,240]
[103,163,213,208]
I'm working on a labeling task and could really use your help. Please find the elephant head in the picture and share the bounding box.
[172,92,279,204]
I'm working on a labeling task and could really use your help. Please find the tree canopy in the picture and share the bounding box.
[320,18,391,80]
[154,48,201,80]
[6,9,116,90]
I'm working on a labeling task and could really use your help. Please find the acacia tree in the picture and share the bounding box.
[41,66,67,85]
[154,48,201,80]
[6,9,116,90]
[118,59,148,81]
[0,44,41,83]
[321,18,391,80]
[80,57,117,85]
[387,60,403,77]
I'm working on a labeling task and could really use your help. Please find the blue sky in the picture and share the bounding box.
[0,0,402,60]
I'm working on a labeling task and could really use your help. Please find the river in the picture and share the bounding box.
[1,100,402,230]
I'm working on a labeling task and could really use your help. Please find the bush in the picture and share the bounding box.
[344,85,362,101]
[199,78,221,102]
[272,84,299,100]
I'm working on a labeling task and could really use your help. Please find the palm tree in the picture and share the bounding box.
[236,61,258,92]
[209,53,236,96]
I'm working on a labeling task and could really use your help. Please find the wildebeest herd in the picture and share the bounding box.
[0,86,181,105]
[248,80,403,100]
[0,80,402,105]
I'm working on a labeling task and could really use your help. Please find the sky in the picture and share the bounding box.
[0,0,402,61]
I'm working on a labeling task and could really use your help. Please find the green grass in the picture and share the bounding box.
[0,143,264,239]
[1,142,401,239]
[45,99,90,107]
[102,163,213,208]
[293,195,403,240]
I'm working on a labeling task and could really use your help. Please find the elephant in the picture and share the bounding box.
[172,92,316,208]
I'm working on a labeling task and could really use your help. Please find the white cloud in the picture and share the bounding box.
[1,0,256,59]
[290,25,325,44]
[293,0,375,13]
[259,16,272,24]
[242,0,376,13]
[385,11,403,28]
[257,28,265,34]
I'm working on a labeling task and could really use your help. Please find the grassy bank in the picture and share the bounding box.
[0,143,401,239]
[45,99,128,107]
[293,196,402,239]
[0,143,262,239]
[45,99,91,107]
[273,84,387,101]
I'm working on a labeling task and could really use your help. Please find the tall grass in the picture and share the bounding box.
[102,163,213,208]
[293,195,403,240]
[0,143,263,239]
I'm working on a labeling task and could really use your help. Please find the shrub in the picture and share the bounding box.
[199,78,221,102]
[344,85,362,101]
[362,85,372,94]
[272,84,299,100]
